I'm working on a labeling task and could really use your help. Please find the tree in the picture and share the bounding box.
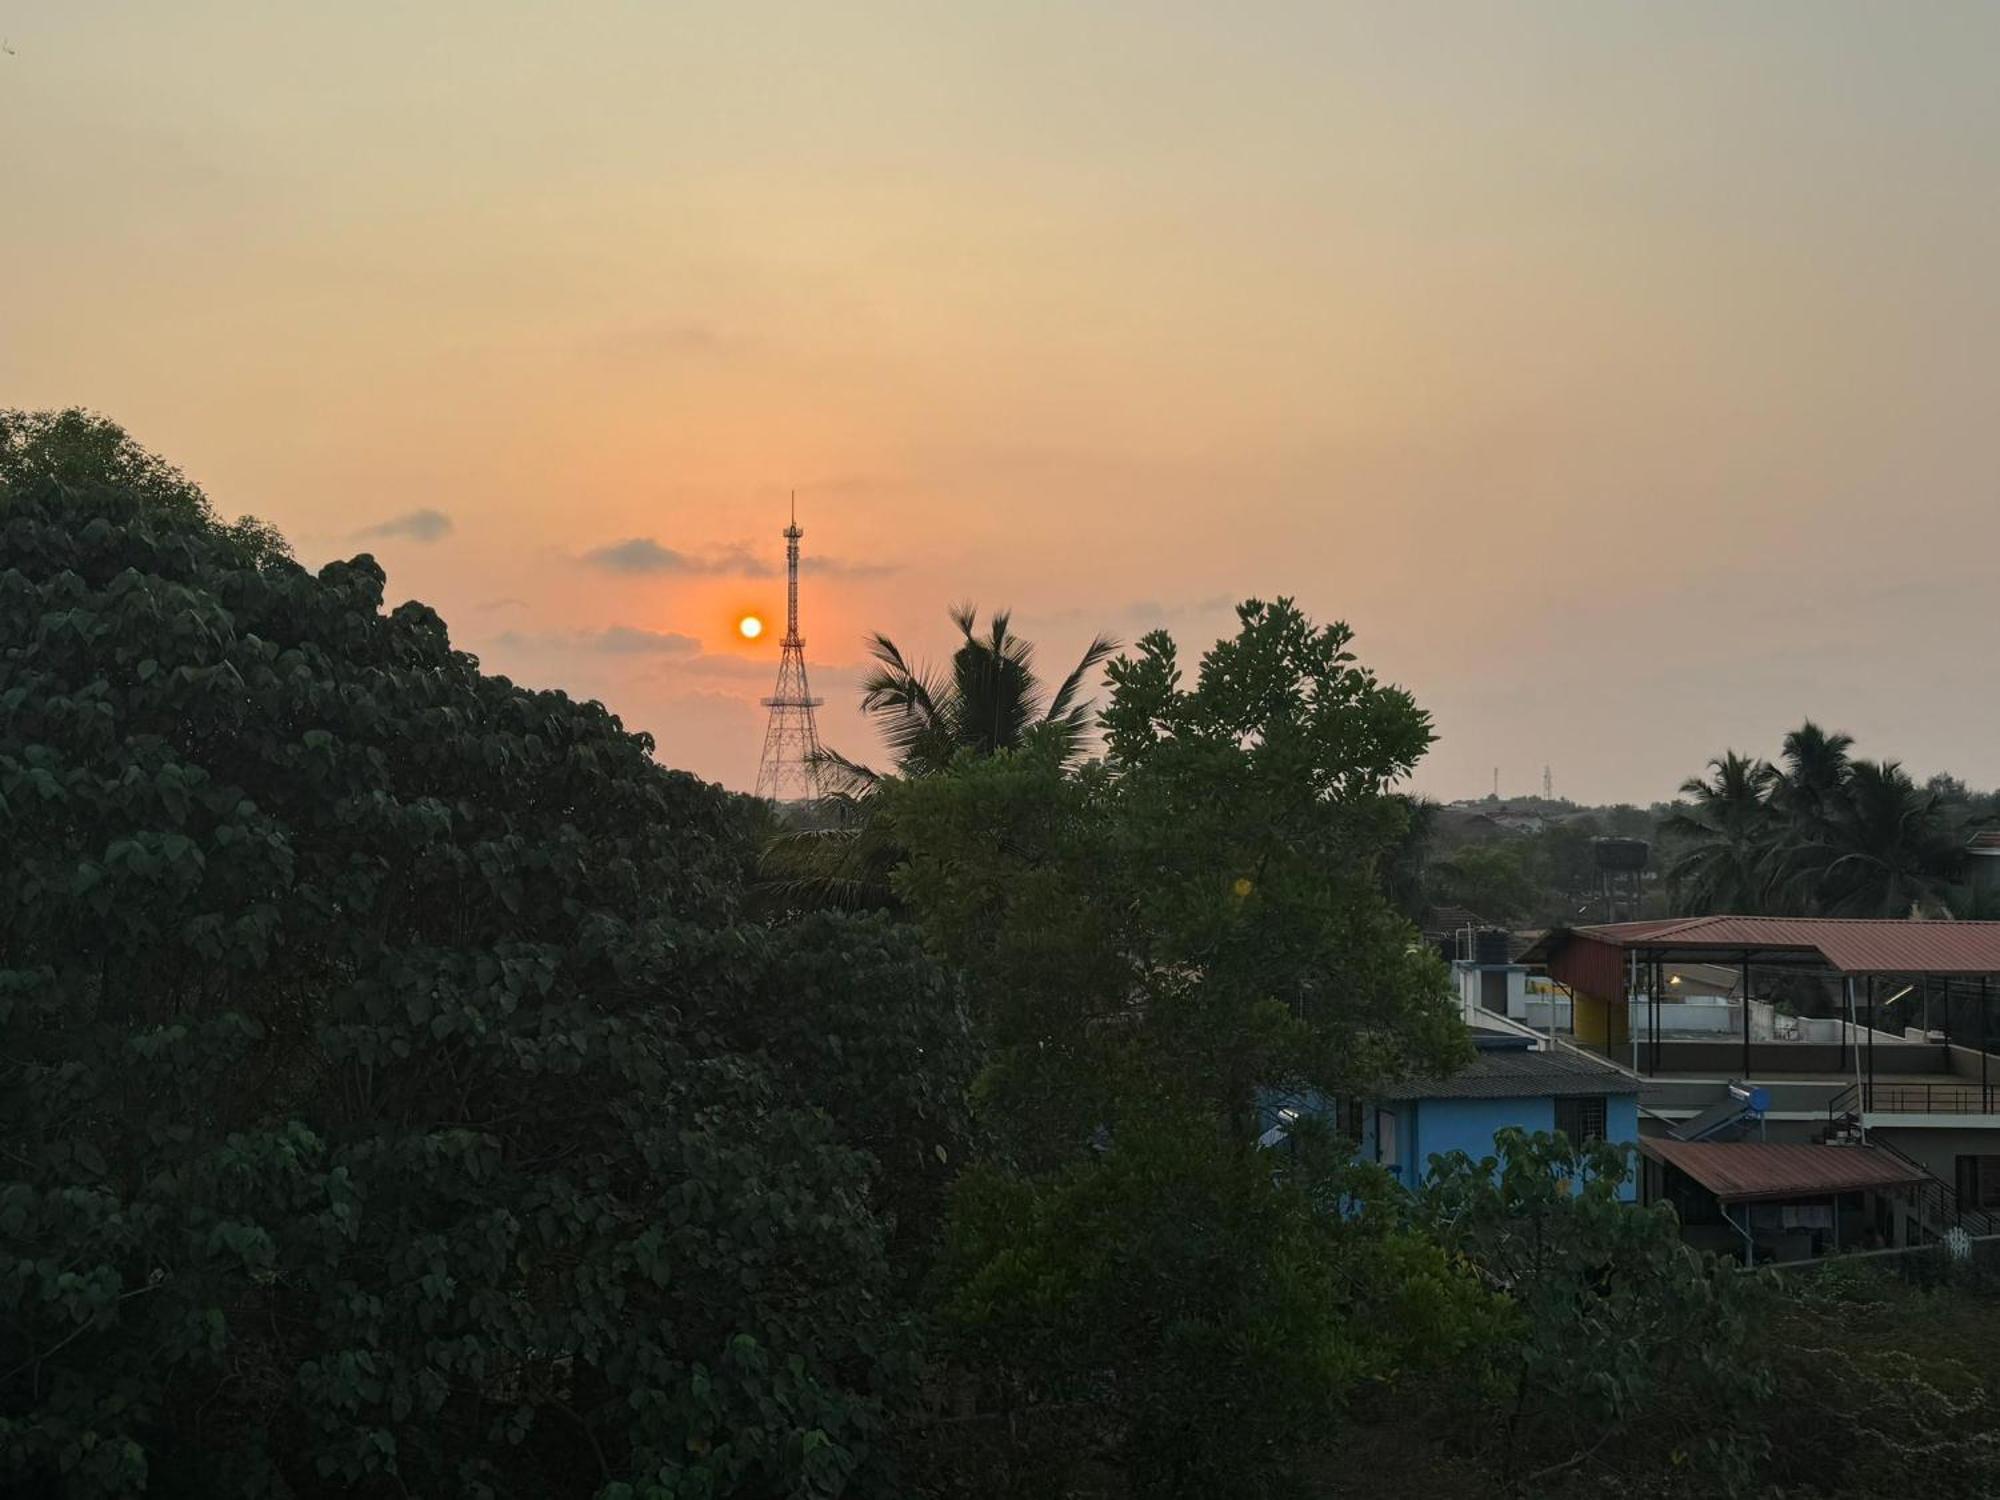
[1,406,290,566]
[1755,719,1866,910]
[1430,840,1542,925]
[0,457,956,1497]
[1816,759,1965,917]
[886,600,1472,1492]
[847,604,1117,777]
[1416,1131,1767,1490]
[758,606,1116,911]
[1661,752,1776,915]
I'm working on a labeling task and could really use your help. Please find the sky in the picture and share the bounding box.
[5,2,1998,804]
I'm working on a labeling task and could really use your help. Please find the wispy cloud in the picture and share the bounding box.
[478,597,528,612]
[803,556,899,578]
[495,625,701,657]
[585,319,745,365]
[355,507,453,542]
[592,625,702,655]
[581,535,895,578]
[581,537,776,577]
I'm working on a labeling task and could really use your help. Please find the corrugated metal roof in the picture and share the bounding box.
[1541,916,2000,976]
[1379,1047,1640,1101]
[1967,831,2000,852]
[1639,1139,1926,1203]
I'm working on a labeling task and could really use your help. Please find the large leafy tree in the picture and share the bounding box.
[886,599,1470,1492]
[0,436,963,1497]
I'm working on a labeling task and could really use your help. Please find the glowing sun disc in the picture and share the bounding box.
[737,614,765,640]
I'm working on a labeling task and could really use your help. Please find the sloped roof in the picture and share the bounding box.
[1641,1139,1926,1203]
[1529,916,2000,976]
[1379,1046,1640,1101]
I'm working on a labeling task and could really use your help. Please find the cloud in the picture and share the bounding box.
[493,625,701,657]
[478,597,528,612]
[586,319,745,365]
[581,535,897,579]
[355,508,453,542]
[592,626,702,655]
[802,556,900,578]
[581,537,776,577]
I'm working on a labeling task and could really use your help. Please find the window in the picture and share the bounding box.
[1338,1096,1365,1142]
[1554,1095,1608,1144]
[1377,1110,1399,1168]
[1956,1155,2000,1209]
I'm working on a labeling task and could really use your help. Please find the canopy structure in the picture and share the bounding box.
[1522,917,2000,1086]
[1526,917,2000,978]
[1640,1139,1924,1204]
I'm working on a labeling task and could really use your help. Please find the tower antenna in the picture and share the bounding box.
[754,494,825,805]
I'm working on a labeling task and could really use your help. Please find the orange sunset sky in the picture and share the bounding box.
[5,3,1999,802]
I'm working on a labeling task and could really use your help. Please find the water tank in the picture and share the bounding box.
[1592,837,1651,873]
[1474,928,1512,967]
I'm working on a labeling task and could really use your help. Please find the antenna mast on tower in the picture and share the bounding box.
[754,493,825,805]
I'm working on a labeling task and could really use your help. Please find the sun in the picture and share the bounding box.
[737,614,765,640]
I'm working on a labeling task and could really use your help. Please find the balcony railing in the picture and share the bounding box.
[1858,1081,2000,1115]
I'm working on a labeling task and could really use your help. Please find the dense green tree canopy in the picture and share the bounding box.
[0,461,965,1497]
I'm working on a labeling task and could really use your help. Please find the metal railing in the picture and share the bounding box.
[1857,1081,2000,1115]
[1823,1086,2000,1240]
[1862,1132,2000,1240]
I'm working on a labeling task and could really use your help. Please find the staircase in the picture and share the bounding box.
[1823,1085,2000,1241]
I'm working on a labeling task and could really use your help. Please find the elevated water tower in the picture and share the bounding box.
[1592,837,1650,922]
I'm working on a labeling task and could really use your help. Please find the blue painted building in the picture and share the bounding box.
[1359,1036,1642,1200]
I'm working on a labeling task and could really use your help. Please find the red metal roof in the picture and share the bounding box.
[1546,916,2000,976]
[1640,1139,1927,1203]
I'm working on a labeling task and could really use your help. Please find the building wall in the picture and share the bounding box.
[1865,1123,2000,1188]
[1368,1092,1639,1202]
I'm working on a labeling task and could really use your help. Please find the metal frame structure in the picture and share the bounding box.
[753,497,825,805]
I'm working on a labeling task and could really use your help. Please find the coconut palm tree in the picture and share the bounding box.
[1814,759,1965,917]
[758,606,1118,909]
[1661,752,1777,914]
[1761,721,1856,909]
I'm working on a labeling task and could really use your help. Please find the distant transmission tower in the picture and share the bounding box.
[753,495,825,805]
[1543,764,1553,800]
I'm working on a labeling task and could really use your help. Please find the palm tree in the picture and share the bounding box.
[834,604,1116,783]
[1815,759,1964,917]
[758,606,1118,909]
[1661,752,1776,914]
[1762,721,1855,909]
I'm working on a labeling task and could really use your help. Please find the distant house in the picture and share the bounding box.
[1358,1036,1643,1200]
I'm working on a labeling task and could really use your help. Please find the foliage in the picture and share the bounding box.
[757,606,1118,912]
[1,407,290,566]
[1661,751,1776,915]
[1662,721,1974,917]
[1751,1259,2000,1499]
[1428,840,1545,925]
[892,598,1466,1161]
[888,600,1475,1494]
[1417,1130,1768,1491]
[925,1121,1494,1498]
[0,468,958,1497]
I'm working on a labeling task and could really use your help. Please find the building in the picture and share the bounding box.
[1354,1035,1641,1200]
[1522,916,2000,1258]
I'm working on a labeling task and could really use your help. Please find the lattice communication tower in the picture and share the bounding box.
[753,496,825,805]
